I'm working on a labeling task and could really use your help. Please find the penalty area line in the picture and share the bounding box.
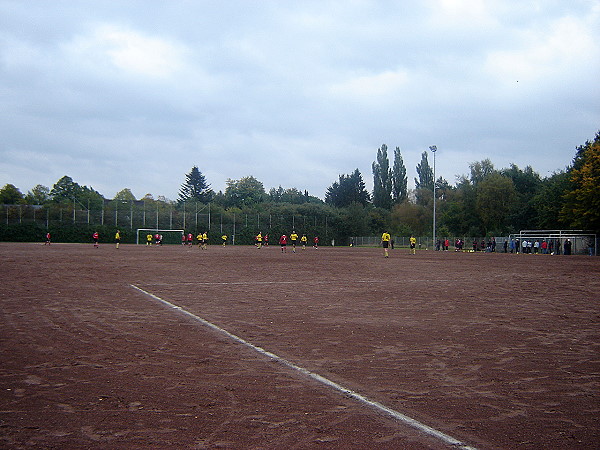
[130,284,477,450]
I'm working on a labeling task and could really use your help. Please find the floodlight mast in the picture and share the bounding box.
[429,145,437,250]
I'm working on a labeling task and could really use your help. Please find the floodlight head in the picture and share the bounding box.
[429,145,437,152]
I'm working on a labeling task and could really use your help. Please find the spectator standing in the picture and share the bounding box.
[564,239,572,255]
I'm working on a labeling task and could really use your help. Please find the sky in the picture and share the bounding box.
[1,0,599,201]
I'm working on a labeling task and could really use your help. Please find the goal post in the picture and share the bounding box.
[136,229,184,245]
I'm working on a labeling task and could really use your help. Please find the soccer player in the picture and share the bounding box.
[290,230,298,253]
[93,231,99,248]
[410,235,417,255]
[115,230,121,249]
[146,234,153,246]
[301,234,308,250]
[313,236,319,249]
[381,231,391,257]
[202,232,208,250]
[221,234,228,246]
[256,232,263,248]
[279,234,288,253]
[45,232,51,245]
[187,233,194,246]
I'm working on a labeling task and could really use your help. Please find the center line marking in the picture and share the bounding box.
[130,284,477,450]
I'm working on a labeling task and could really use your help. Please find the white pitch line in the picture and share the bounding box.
[130,284,477,450]
[136,279,447,287]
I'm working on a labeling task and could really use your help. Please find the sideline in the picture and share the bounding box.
[130,284,477,450]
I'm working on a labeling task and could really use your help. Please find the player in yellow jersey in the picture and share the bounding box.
[410,235,417,254]
[300,234,308,250]
[115,230,121,249]
[202,232,208,250]
[256,232,263,248]
[290,231,298,253]
[221,234,228,246]
[146,233,153,246]
[381,231,391,258]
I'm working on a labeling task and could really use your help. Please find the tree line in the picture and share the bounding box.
[1,131,599,243]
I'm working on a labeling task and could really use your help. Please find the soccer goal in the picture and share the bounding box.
[136,229,184,245]
[508,230,597,255]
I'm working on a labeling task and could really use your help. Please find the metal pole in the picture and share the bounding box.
[429,145,437,250]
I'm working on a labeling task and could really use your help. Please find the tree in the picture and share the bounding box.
[338,202,371,238]
[372,144,392,209]
[476,173,517,234]
[325,169,370,207]
[390,200,430,236]
[560,132,600,232]
[415,151,433,206]
[415,151,434,190]
[224,176,266,208]
[0,184,24,204]
[435,177,451,201]
[469,159,495,186]
[79,186,104,209]
[533,171,570,229]
[269,186,285,202]
[391,146,408,204]
[178,166,213,203]
[48,176,103,208]
[500,163,542,230]
[441,176,483,236]
[114,188,137,201]
[24,184,50,205]
[268,186,312,204]
[50,176,81,203]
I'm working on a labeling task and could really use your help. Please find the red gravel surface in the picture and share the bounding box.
[1,242,599,449]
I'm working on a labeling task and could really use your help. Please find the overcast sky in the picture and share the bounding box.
[1,1,599,201]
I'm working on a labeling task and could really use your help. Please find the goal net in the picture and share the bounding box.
[136,229,184,245]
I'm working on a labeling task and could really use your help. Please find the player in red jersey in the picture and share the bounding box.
[92,231,99,248]
[279,234,288,253]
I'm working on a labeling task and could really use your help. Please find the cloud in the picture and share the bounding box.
[329,69,411,105]
[63,24,187,79]
[485,14,600,85]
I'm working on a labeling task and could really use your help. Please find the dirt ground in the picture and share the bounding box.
[0,241,598,449]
